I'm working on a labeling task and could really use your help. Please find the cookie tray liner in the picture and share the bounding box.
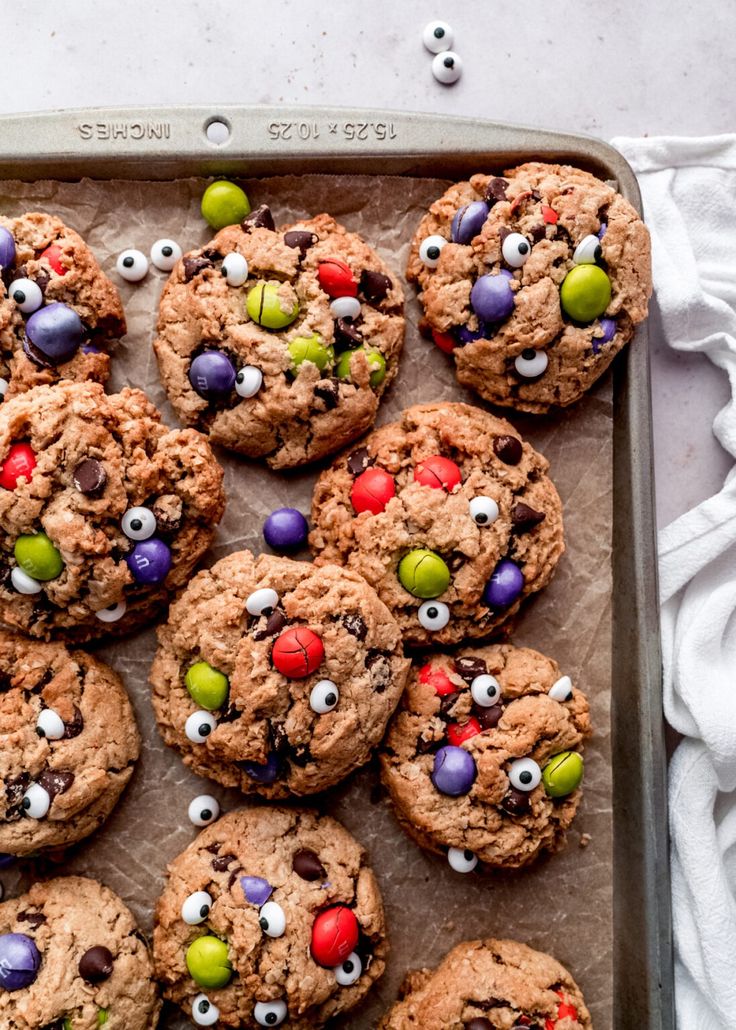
[0,106,671,1030]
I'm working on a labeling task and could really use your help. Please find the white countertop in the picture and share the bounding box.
[3,0,734,526]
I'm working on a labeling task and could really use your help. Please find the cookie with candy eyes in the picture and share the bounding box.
[378,938,591,1030]
[309,402,564,647]
[0,875,161,1030]
[379,643,591,871]
[407,162,651,413]
[0,212,125,401]
[153,207,405,469]
[153,806,387,1029]
[0,380,225,642]
[0,632,139,857]
[150,550,410,798]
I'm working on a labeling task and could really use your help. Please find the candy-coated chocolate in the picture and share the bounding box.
[189,350,236,398]
[542,205,559,225]
[185,935,233,989]
[185,661,230,710]
[39,244,65,274]
[240,876,273,906]
[288,333,333,373]
[14,532,63,581]
[317,258,357,298]
[0,227,16,269]
[397,548,450,599]
[26,302,84,362]
[470,273,515,322]
[351,467,395,515]
[451,200,489,244]
[241,754,281,783]
[0,933,41,990]
[263,508,309,551]
[414,454,462,491]
[431,745,477,795]
[335,346,386,387]
[542,751,584,797]
[598,316,617,343]
[201,181,251,230]
[447,717,482,746]
[455,321,487,344]
[560,264,612,322]
[483,558,524,608]
[0,443,36,490]
[246,281,299,328]
[432,328,456,353]
[419,662,456,696]
[310,906,359,967]
[272,627,324,678]
[126,538,171,585]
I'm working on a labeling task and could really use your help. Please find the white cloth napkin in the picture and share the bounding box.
[611,134,736,1028]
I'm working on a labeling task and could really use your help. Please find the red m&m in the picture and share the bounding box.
[317,259,357,298]
[431,329,456,354]
[310,905,359,968]
[544,991,579,1029]
[447,717,482,746]
[0,444,36,490]
[39,245,66,276]
[414,455,462,492]
[351,467,395,515]
[272,627,324,679]
[542,205,559,225]
[419,662,456,697]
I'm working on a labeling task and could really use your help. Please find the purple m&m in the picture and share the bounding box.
[451,201,489,245]
[242,753,281,784]
[431,745,477,796]
[0,933,41,991]
[126,538,172,585]
[240,875,273,906]
[188,350,236,399]
[455,320,487,345]
[263,508,308,552]
[26,302,84,363]
[483,558,524,608]
[597,222,608,240]
[0,227,16,270]
[599,317,616,342]
[470,273,515,323]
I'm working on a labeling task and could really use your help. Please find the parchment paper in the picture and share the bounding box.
[0,176,612,1029]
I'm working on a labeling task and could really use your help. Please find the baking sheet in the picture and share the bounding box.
[0,174,612,1029]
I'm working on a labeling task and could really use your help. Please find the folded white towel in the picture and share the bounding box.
[612,134,736,1027]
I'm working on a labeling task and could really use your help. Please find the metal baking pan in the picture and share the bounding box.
[0,105,672,1029]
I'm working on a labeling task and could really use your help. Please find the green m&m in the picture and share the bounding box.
[185,661,229,711]
[200,181,251,230]
[560,265,611,323]
[336,347,387,389]
[14,532,63,581]
[185,935,233,989]
[398,549,450,599]
[246,281,300,329]
[97,1011,109,1027]
[542,751,584,798]
[288,333,333,374]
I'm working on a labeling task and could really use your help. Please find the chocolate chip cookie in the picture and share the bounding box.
[154,207,405,468]
[0,631,139,857]
[407,162,651,412]
[378,938,591,1029]
[153,806,387,1028]
[0,874,161,1030]
[150,550,410,798]
[309,402,564,647]
[0,380,225,642]
[0,212,125,399]
[379,643,591,871]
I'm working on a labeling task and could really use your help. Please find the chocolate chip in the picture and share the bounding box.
[242,204,275,231]
[501,787,531,816]
[283,229,319,256]
[34,269,51,294]
[334,317,363,350]
[466,1020,494,1030]
[253,608,287,641]
[347,447,374,476]
[530,223,547,243]
[474,703,503,729]
[61,706,84,739]
[493,434,522,465]
[204,842,221,855]
[365,651,391,693]
[72,458,106,496]
[5,772,30,820]
[38,770,74,798]
[78,946,114,983]
[286,742,313,768]
[17,910,46,926]
[183,256,214,281]
[314,378,340,410]
[341,613,367,640]
[212,853,237,872]
[511,502,546,531]
[359,269,392,302]
[292,848,326,881]
[485,177,508,204]
[455,656,487,683]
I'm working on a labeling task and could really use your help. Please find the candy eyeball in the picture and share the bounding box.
[422,19,453,53]
[573,234,603,265]
[432,50,463,84]
[9,278,43,314]
[310,679,339,714]
[508,757,542,792]
[192,994,219,1027]
[330,296,361,320]
[36,707,65,740]
[221,252,249,287]
[502,232,532,268]
[258,901,286,938]
[514,348,549,378]
[181,891,213,925]
[116,249,149,282]
[235,365,264,399]
[185,710,217,744]
[188,794,220,827]
[121,506,157,541]
[11,567,42,594]
[22,782,50,819]
[470,674,501,707]
[245,587,279,616]
[447,846,478,873]
[334,951,362,986]
[150,239,182,271]
[418,235,447,268]
[469,495,500,527]
[549,675,574,702]
[254,999,288,1027]
[418,600,450,631]
[95,600,127,623]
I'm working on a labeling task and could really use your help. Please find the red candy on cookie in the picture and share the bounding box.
[414,455,462,492]
[419,662,456,697]
[447,717,482,746]
[431,328,456,354]
[351,467,395,515]
[310,905,359,967]
[0,443,36,490]
[542,205,559,225]
[39,244,66,275]
[317,259,357,298]
[272,627,324,679]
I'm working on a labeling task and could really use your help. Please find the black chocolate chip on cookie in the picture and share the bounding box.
[292,848,326,881]
[242,205,275,231]
[511,502,546,531]
[455,656,487,683]
[283,229,319,257]
[73,458,107,496]
[347,447,374,476]
[78,945,114,983]
[359,269,392,302]
[493,435,522,465]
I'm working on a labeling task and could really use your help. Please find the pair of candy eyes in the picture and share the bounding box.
[193,997,290,1028]
[418,229,603,269]
[465,672,573,707]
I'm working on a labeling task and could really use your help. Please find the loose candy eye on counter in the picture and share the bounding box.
[432,50,463,84]
[549,675,574,702]
[150,239,182,271]
[422,19,453,52]
[201,180,251,230]
[447,846,478,873]
[188,795,220,827]
[116,248,149,282]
